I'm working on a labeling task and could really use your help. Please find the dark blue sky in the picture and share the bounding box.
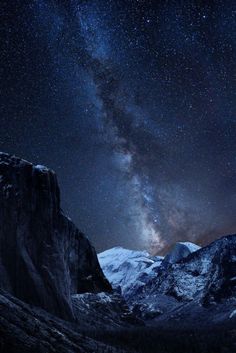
[0,0,236,253]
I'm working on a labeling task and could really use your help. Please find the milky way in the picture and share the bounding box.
[0,0,236,253]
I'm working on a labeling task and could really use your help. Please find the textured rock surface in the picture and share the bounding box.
[149,235,236,304]
[98,243,201,301]
[0,152,111,320]
[163,241,201,265]
[2,289,235,353]
[124,235,236,322]
[72,291,142,329]
[0,289,130,353]
[99,237,236,323]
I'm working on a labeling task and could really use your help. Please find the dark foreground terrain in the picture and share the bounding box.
[92,327,236,353]
[0,289,235,353]
[0,288,236,353]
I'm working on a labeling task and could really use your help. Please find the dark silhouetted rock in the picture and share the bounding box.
[0,152,111,320]
[162,241,201,265]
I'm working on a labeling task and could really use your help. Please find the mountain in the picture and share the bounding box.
[98,247,163,299]
[0,152,111,320]
[162,241,201,265]
[140,235,236,330]
[149,235,236,305]
[99,237,236,326]
[98,241,200,300]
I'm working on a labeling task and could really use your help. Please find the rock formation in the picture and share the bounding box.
[162,241,201,265]
[99,236,236,323]
[0,152,111,320]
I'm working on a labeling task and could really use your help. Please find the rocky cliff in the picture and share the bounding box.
[162,241,201,265]
[0,152,111,320]
[149,234,236,304]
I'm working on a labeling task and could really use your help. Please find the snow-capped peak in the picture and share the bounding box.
[98,242,201,299]
[98,247,163,298]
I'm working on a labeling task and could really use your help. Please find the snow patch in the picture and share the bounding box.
[229,309,236,319]
[35,165,49,172]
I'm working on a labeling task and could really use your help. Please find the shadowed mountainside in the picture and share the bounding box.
[0,152,111,320]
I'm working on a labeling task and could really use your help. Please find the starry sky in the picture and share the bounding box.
[0,0,236,254]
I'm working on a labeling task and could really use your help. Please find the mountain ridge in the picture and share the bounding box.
[99,235,236,323]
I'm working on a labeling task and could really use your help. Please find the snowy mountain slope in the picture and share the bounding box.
[98,241,201,300]
[99,236,236,324]
[148,234,236,304]
[98,247,163,298]
[129,234,236,322]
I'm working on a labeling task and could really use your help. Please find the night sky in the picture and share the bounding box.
[0,0,236,254]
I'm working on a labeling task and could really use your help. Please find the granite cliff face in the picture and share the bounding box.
[0,152,111,320]
[162,241,201,266]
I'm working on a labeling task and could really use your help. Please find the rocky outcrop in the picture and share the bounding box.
[72,291,142,328]
[101,236,236,306]
[162,241,201,265]
[0,152,111,320]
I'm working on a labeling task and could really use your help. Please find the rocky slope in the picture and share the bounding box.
[99,236,236,323]
[0,289,131,353]
[148,234,236,304]
[98,241,200,300]
[162,241,201,265]
[0,152,111,320]
[2,288,235,353]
